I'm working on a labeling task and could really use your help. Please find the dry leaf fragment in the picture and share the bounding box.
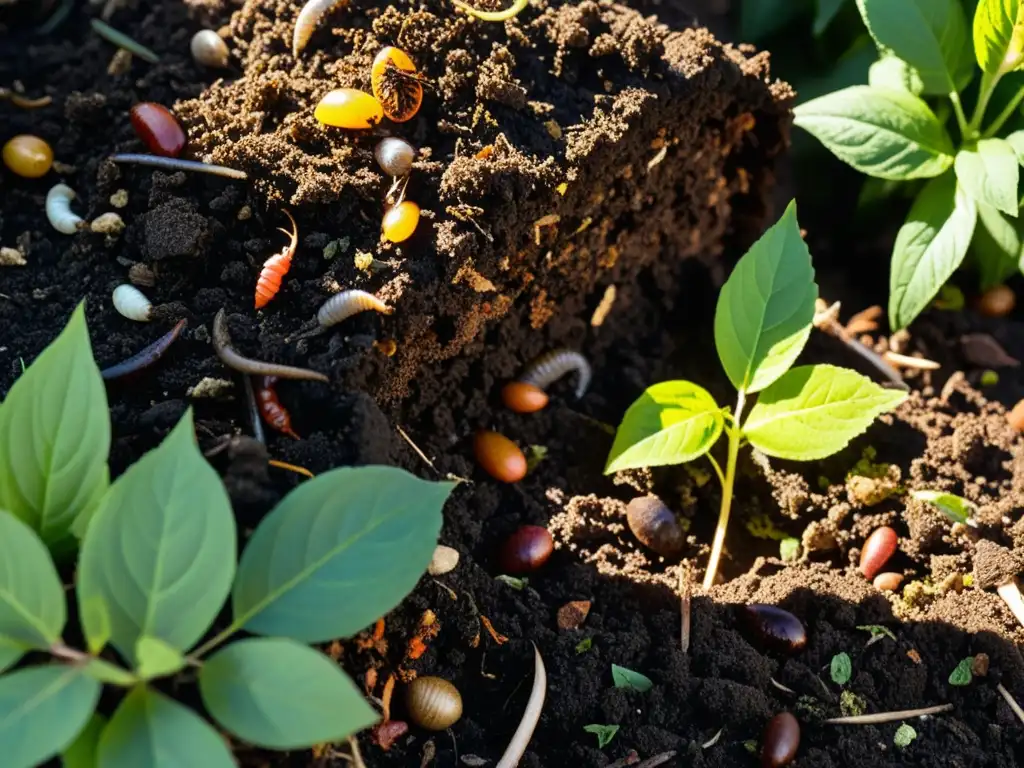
[557,600,592,630]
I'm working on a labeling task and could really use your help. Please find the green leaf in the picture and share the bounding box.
[77,409,236,665]
[611,664,653,692]
[793,86,954,180]
[80,597,109,656]
[233,466,453,642]
[830,652,853,684]
[973,202,1023,289]
[955,139,1020,216]
[973,0,1024,74]
[743,365,907,461]
[714,201,817,393]
[949,656,974,685]
[0,510,65,656]
[81,658,137,687]
[495,574,527,590]
[911,489,977,524]
[135,636,187,681]
[814,0,848,35]
[894,722,918,748]
[62,713,106,768]
[780,537,801,562]
[889,172,978,330]
[855,0,973,95]
[0,303,110,552]
[583,724,619,748]
[857,624,897,642]
[604,382,723,474]
[576,637,593,654]
[0,665,101,768]
[97,687,235,768]
[869,54,925,94]
[1005,129,1024,163]
[199,637,378,749]
[740,0,810,42]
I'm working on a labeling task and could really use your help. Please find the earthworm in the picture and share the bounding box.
[255,209,298,309]
[112,284,152,322]
[316,289,392,328]
[255,375,300,439]
[293,0,348,57]
[100,319,187,381]
[45,184,84,234]
[110,153,247,180]
[518,349,591,398]
[212,309,329,382]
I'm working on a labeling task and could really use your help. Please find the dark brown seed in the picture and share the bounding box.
[972,653,990,677]
[761,712,800,768]
[626,495,685,558]
[859,526,898,580]
[872,572,903,591]
[499,525,553,574]
[742,605,807,654]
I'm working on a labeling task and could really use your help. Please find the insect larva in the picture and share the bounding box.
[518,349,591,398]
[317,289,392,328]
[212,308,329,383]
[293,0,348,57]
[101,319,187,381]
[45,184,84,234]
[256,376,300,439]
[112,284,153,322]
[255,209,298,309]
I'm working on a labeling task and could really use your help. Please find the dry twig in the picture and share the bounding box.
[825,703,952,725]
[997,683,1024,725]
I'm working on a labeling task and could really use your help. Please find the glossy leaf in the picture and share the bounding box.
[199,638,378,748]
[714,201,817,393]
[973,0,1024,74]
[814,0,848,34]
[611,664,653,692]
[97,687,235,768]
[955,139,1020,216]
[61,713,106,768]
[233,466,452,641]
[77,409,236,664]
[0,303,110,552]
[910,489,976,524]
[868,54,924,94]
[743,365,907,461]
[972,202,1023,289]
[80,597,110,656]
[949,657,974,685]
[830,652,853,684]
[889,173,978,329]
[793,86,954,180]
[0,510,65,657]
[894,723,918,748]
[856,0,973,94]
[604,382,723,473]
[0,665,101,768]
[134,636,187,681]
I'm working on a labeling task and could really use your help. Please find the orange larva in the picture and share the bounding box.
[382,200,420,243]
[371,47,423,123]
[2,134,53,178]
[255,209,298,309]
[314,88,384,129]
[473,430,527,483]
[501,381,549,414]
[256,376,300,439]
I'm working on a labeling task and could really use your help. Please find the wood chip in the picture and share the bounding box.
[556,600,591,630]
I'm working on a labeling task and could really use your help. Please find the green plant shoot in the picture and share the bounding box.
[793,0,1024,329]
[604,202,906,589]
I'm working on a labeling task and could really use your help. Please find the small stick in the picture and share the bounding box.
[770,677,797,695]
[110,154,247,180]
[605,751,639,768]
[345,736,367,768]
[0,90,52,109]
[996,581,1024,629]
[882,351,941,371]
[701,729,723,749]
[635,752,678,768]
[997,683,1024,725]
[824,703,952,725]
[90,19,160,63]
[242,375,266,445]
[679,566,691,654]
[813,299,908,391]
[396,425,438,475]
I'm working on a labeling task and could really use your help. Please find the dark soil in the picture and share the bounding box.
[3,1,1024,767]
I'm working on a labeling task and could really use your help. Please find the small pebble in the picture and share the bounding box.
[128,263,157,287]
[427,545,460,576]
[187,377,234,399]
[872,572,903,591]
[110,189,129,208]
[90,212,125,235]
[0,247,26,266]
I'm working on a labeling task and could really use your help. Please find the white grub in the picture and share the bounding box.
[45,184,85,234]
[519,349,592,398]
[0,247,26,266]
[112,284,153,322]
[190,29,230,68]
[293,0,347,57]
[427,545,460,575]
[316,289,392,328]
[90,212,125,235]
[374,137,416,177]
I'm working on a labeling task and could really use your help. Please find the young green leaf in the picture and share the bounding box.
[61,713,107,768]
[973,0,1024,74]
[949,656,974,685]
[857,624,898,642]
[77,409,236,665]
[611,664,653,692]
[0,303,110,552]
[868,54,924,94]
[134,636,187,681]
[743,365,907,461]
[889,173,978,330]
[814,0,847,35]
[780,537,801,562]
[0,665,101,768]
[495,574,527,590]
[910,490,976,524]
[583,724,619,748]
[233,467,453,642]
[794,87,954,180]
[855,0,973,95]
[955,139,1020,216]
[972,202,1023,289]
[97,687,235,768]
[199,637,379,748]
[79,596,110,656]
[894,722,918,748]
[0,510,65,659]
[714,201,817,394]
[830,652,853,684]
[604,382,723,474]
[576,637,593,654]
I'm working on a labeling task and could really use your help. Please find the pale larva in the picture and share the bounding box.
[293,0,348,57]
[518,349,592,398]
[45,184,84,234]
[112,284,153,322]
[317,289,392,328]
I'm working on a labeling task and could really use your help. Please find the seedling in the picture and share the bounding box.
[894,723,918,748]
[795,0,1024,329]
[830,652,853,685]
[949,656,975,686]
[611,664,653,692]
[583,723,619,748]
[604,203,906,589]
[857,624,897,646]
[911,489,978,526]
[575,637,593,654]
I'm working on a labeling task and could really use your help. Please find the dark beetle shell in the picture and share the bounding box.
[499,525,553,574]
[626,496,684,558]
[761,712,800,767]
[742,605,807,654]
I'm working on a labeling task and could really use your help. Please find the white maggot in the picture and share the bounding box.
[45,184,84,234]
[316,289,392,328]
[112,284,153,322]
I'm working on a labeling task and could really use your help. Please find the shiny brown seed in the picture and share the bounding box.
[473,430,527,483]
[872,572,903,591]
[976,284,1016,318]
[859,526,898,581]
[626,495,685,558]
[501,381,549,414]
[761,712,800,768]
[499,525,554,574]
[406,676,462,731]
[1009,399,1024,432]
[741,605,807,654]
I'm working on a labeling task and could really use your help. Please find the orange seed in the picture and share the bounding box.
[371,46,423,123]
[2,134,53,178]
[501,381,549,413]
[1008,399,1024,432]
[382,200,420,243]
[977,284,1016,318]
[314,88,384,129]
[473,430,527,483]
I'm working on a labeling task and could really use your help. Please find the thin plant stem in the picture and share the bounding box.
[968,72,1002,137]
[189,622,242,660]
[706,453,725,487]
[950,91,971,141]
[983,86,1024,138]
[49,642,92,664]
[90,19,160,63]
[703,390,745,590]
[997,683,1024,725]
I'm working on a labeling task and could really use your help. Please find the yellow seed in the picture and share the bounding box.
[314,88,384,129]
[2,135,54,178]
[382,201,420,243]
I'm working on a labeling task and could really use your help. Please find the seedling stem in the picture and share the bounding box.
[703,392,745,590]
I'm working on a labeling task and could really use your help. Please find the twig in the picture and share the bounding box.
[813,299,908,391]
[882,351,940,371]
[396,425,438,475]
[110,154,247,180]
[605,751,639,768]
[346,736,367,768]
[824,703,952,725]
[268,459,314,478]
[635,751,678,768]
[90,19,160,63]
[679,566,691,654]
[770,677,796,695]
[997,683,1024,725]
[0,89,52,109]
[996,581,1024,630]
[701,729,723,749]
